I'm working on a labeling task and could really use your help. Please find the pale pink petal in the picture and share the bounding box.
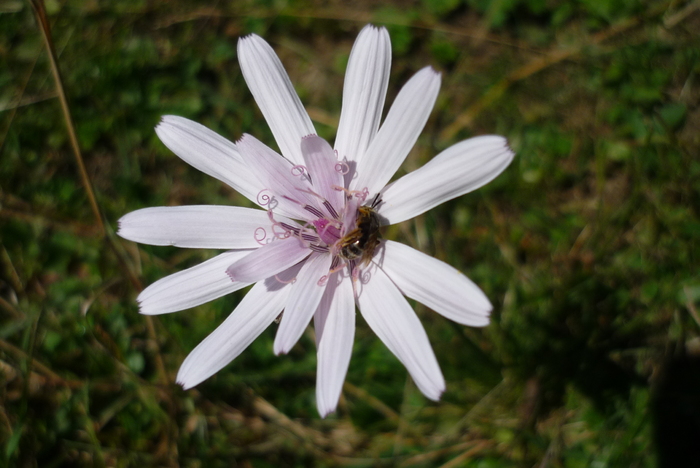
[176,272,295,389]
[351,67,441,197]
[237,34,315,166]
[379,136,514,225]
[155,116,262,204]
[376,241,491,326]
[315,273,355,417]
[118,206,297,249]
[300,135,344,212]
[335,25,391,183]
[236,133,325,221]
[225,237,310,283]
[273,252,333,355]
[138,250,253,315]
[354,264,445,400]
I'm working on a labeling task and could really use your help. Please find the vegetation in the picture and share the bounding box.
[1,0,698,466]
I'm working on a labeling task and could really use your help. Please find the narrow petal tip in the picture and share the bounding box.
[505,140,516,160]
[357,23,389,39]
[134,293,153,316]
[316,388,340,419]
[419,377,445,402]
[318,404,336,419]
[427,386,445,402]
[155,115,188,133]
[245,33,263,41]
[272,329,290,356]
[237,33,260,48]
[176,377,195,391]
[418,65,442,80]
[177,360,208,391]
[235,133,251,146]
[225,267,237,282]
[155,115,172,129]
[273,341,289,356]
[135,297,154,316]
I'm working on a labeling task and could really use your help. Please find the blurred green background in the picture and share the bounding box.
[1,0,699,466]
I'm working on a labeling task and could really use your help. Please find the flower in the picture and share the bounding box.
[118,25,514,417]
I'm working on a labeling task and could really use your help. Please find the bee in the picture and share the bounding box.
[337,195,382,266]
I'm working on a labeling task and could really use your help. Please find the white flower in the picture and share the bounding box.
[118,25,514,417]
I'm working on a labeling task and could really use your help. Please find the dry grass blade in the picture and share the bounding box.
[664,0,700,28]
[0,339,82,388]
[28,0,105,236]
[398,441,485,466]
[18,1,167,383]
[0,296,22,320]
[343,380,401,424]
[252,395,330,448]
[436,440,493,468]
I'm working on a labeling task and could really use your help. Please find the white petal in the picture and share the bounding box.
[379,136,514,224]
[155,116,262,204]
[236,134,324,221]
[176,275,293,389]
[300,135,343,212]
[351,67,441,197]
[118,206,296,249]
[225,237,310,283]
[238,34,315,166]
[315,273,355,417]
[335,25,391,178]
[376,241,491,326]
[273,252,332,355]
[138,250,253,315]
[354,264,445,400]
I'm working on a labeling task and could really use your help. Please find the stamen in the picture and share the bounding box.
[331,185,362,198]
[257,189,278,209]
[330,185,370,205]
[346,263,371,284]
[323,200,339,219]
[301,233,320,242]
[291,164,311,183]
[274,274,296,284]
[351,263,361,281]
[254,227,268,245]
[272,224,292,239]
[335,161,349,175]
[330,256,341,271]
[276,220,319,248]
[304,205,325,219]
[297,187,323,199]
[279,222,300,235]
[297,187,342,221]
[281,194,303,206]
[355,187,369,203]
[309,244,330,253]
[266,210,292,239]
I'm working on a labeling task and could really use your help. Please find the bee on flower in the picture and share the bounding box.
[118,25,514,417]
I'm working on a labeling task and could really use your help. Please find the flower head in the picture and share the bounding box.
[118,25,514,417]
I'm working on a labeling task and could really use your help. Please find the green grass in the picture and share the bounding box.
[1,0,698,466]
